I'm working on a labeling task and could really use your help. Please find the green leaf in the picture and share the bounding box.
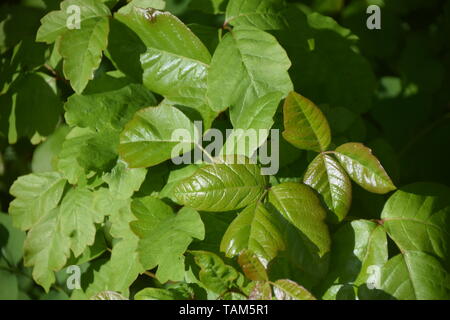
[58,187,106,257]
[381,183,450,264]
[221,92,283,157]
[0,213,26,266]
[57,127,117,184]
[282,91,331,152]
[334,142,396,194]
[173,158,267,212]
[303,153,352,222]
[59,16,110,93]
[23,208,71,292]
[115,7,216,127]
[190,250,243,295]
[130,197,204,283]
[320,220,388,300]
[272,279,316,300]
[207,25,292,114]
[237,250,268,281]
[36,0,111,44]
[79,236,144,298]
[225,0,288,30]
[119,104,198,168]
[65,83,157,132]
[268,182,330,257]
[220,203,285,261]
[380,251,450,300]
[9,172,66,231]
[103,161,147,199]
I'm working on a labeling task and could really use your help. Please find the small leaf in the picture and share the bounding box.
[119,104,198,168]
[190,250,243,295]
[131,197,204,283]
[23,208,71,292]
[58,187,106,257]
[103,161,147,199]
[334,142,396,194]
[303,153,352,222]
[238,251,268,281]
[220,203,285,262]
[282,91,331,152]
[173,157,267,212]
[9,172,66,231]
[59,17,110,93]
[272,279,316,300]
[268,182,330,257]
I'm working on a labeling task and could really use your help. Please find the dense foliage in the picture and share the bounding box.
[1,0,450,300]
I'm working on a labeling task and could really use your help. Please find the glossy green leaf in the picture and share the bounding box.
[119,104,198,168]
[272,279,316,300]
[303,153,352,222]
[59,16,109,93]
[207,25,292,114]
[115,6,216,127]
[221,92,283,157]
[8,172,66,231]
[334,142,396,194]
[131,197,204,283]
[173,158,267,212]
[268,182,330,257]
[380,251,450,300]
[220,203,284,261]
[381,183,450,264]
[320,220,388,300]
[282,91,331,152]
[237,250,268,281]
[225,0,287,30]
